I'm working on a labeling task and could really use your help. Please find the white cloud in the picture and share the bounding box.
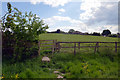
[103,25,118,33]
[80,1,118,26]
[43,16,71,26]
[80,1,101,20]
[30,0,72,7]
[43,16,89,32]
[58,8,66,12]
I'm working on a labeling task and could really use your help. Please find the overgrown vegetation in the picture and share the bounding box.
[2,2,48,62]
[2,49,118,78]
[2,33,119,78]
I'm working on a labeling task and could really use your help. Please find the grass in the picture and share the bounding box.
[2,50,118,78]
[39,33,118,42]
[2,33,119,78]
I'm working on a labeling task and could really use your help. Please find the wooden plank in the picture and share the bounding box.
[61,46,114,48]
[115,42,117,53]
[58,43,61,52]
[74,43,76,55]
[39,40,54,41]
[58,42,120,43]
[94,42,98,54]
[52,40,55,54]
[97,42,99,52]
[40,45,54,47]
[41,48,52,50]
[78,43,80,52]
[55,42,58,52]
[54,39,57,52]
[61,46,74,48]
[41,42,53,44]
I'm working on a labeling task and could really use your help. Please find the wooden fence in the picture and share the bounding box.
[38,40,57,55]
[56,42,120,55]
[38,40,120,55]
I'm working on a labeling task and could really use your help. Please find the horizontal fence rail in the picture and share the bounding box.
[57,42,120,43]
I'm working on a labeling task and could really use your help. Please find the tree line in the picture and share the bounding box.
[48,29,120,38]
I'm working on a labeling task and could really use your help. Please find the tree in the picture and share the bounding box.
[102,29,111,36]
[68,29,75,34]
[2,2,48,62]
[56,29,60,33]
[92,32,100,36]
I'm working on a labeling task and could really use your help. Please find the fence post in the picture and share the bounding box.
[52,40,55,54]
[115,42,117,53]
[78,42,80,52]
[94,42,98,54]
[97,42,99,53]
[58,42,61,52]
[53,39,57,53]
[74,43,76,55]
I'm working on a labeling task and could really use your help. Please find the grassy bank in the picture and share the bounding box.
[2,50,118,78]
[2,33,119,78]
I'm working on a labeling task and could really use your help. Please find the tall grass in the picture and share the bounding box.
[2,33,119,78]
[2,48,118,78]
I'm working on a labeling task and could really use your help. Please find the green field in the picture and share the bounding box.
[2,33,119,78]
[39,33,119,54]
[39,33,118,42]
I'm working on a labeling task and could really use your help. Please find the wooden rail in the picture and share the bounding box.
[38,40,120,55]
[38,40,57,55]
[56,42,120,55]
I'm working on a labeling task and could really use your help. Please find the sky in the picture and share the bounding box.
[1,0,119,34]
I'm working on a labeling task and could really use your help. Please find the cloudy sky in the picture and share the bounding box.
[1,0,119,33]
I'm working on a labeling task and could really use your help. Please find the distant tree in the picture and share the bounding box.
[117,33,120,38]
[56,29,60,33]
[68,29,75,34]
[108,34,118,37]
[92,32,100,36]
[102,29,111,36]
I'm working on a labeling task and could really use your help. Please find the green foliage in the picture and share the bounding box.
[68,29,75,34]
[2,2,48,62]
[19,68,39,78]
[2,49,118,78]
[102,29,111,36]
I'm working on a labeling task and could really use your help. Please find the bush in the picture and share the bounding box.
[108,34,118,37]
[2,2,48,62]
[92,32,101,36]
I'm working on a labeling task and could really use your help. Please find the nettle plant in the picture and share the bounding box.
[2,2,48,62]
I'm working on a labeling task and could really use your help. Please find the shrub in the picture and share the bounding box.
[2,2,48,62]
